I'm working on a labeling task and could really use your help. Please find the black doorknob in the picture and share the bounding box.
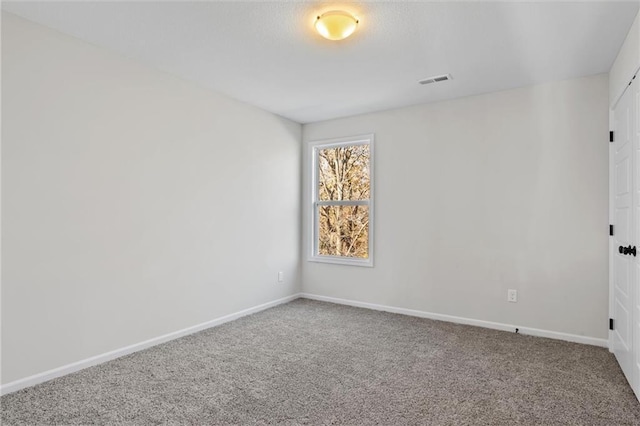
[620,245,625,254]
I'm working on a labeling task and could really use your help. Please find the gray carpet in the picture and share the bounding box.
[2,299,639,425]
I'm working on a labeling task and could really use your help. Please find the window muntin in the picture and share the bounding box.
[310,135,373,266]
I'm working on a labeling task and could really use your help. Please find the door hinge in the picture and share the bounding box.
[610,318,615,330]
[610,224,614,236]
[610,131,614,142]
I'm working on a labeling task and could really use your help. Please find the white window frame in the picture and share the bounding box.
[308,134,374,267]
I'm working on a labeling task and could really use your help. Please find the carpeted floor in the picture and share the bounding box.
[2,299,639,425]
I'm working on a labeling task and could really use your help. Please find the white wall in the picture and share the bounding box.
[1,13,301,385]
[302,74,609,340]
[610,9,640,107]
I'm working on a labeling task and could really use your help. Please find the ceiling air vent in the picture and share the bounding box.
[418,74,452,85]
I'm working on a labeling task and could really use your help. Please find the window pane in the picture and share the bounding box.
[318,144,370,201]
[318,205,369,258]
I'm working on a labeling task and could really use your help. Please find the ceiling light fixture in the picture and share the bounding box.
[315,11,359,41]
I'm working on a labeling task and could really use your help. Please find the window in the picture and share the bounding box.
[309,134,374,266]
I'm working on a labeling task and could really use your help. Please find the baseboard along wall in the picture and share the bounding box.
[300,293,609,348]
[1,292,608,395]
[0,294,301,396]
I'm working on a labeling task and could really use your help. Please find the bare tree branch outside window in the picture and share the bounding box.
[316,144,370,258]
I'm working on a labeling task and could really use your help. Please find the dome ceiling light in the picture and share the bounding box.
[315,11,359,41]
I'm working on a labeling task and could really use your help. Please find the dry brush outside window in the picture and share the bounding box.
[310,135,373,266]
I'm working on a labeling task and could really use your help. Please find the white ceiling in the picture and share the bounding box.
[3,1,639,123]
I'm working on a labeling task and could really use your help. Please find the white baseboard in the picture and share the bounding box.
[0,293,302,396]
[1,291,609,395]
[300,293,609,348]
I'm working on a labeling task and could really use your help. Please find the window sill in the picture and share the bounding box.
[308,255,374,268]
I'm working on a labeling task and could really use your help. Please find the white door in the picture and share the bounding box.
[612,74,639,397]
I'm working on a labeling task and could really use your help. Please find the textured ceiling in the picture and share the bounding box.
[3,1,639,123]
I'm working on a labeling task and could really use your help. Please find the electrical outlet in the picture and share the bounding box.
[278,271,284,282]
[507,289,517,303]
